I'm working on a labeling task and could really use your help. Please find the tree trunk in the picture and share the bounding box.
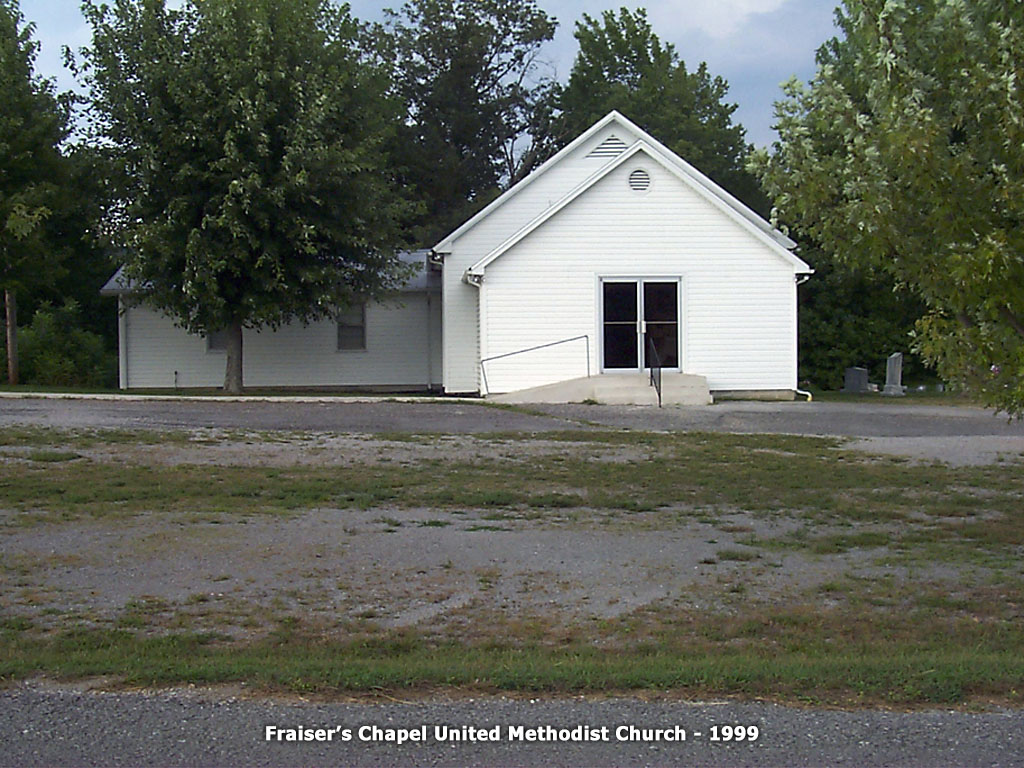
[1000,305,1024,340]
[223,321,243,394]
[5,289,18,386]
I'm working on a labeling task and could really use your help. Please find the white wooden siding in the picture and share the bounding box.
[481,158,798,393]
[441,125,640,393]
[121,294,441,389]
[440,278,481,393]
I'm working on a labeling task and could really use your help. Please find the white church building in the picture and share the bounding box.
[102,111,812,402]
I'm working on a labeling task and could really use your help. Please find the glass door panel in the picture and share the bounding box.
[602,281,638,369]
[643,282,678,368]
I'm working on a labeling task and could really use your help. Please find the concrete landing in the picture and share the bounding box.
[491,373,712,406]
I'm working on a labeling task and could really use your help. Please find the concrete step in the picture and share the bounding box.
[490,373,712,406]
[660,373,715,405]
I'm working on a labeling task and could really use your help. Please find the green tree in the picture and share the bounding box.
[753,0,1024,414]
[80,0,413,393]
[24,146,118,346]
[553,7,766,213]
[0,0,68,385]
[0,299,116,388]
[380,0,557,245]
[797,245,928,390]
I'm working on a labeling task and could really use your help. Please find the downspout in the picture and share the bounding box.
[118,297,129,390]
[425,293,433,391]
[794,273,812,401]
[464,270,486,395]
[430,250,446,393]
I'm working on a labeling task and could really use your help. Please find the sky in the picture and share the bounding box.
[18,0,839,148]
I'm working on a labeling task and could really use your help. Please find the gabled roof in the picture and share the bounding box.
[433,111,632,254]
[100,250,440,296]
[464,138,812,277]
[434,110,806,270]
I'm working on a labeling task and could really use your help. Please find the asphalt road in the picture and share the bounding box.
[3,685,1022,768]
[538,400,1024,438]
[2,395,1023,438]
[0,396,574,434]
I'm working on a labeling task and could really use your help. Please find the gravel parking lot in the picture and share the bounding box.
[2,394,1020,636]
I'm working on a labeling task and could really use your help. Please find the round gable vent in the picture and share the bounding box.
[628,168,651,192]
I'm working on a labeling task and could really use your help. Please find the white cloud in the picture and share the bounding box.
[646,0,792,40]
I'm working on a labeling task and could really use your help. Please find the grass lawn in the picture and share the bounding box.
[1,425,1022,707]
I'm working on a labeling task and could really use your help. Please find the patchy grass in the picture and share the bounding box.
[0,426,191,449]
[716,548,760,562]
[3,424,1024,706]
[3,593,1024,706]
[2,428,1021,537]
[1,427,1022,573]
[24,450,83,463]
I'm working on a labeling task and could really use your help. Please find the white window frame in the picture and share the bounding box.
[206,329,229,353]
[337,303,367,352]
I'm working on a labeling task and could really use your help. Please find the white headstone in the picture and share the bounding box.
[883,352,906,396]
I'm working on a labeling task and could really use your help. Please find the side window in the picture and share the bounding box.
[337,303,366,351]
[206,329,229,352]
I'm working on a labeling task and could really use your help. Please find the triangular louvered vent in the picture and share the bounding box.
[628,168,651,192]
[587,134,627,158]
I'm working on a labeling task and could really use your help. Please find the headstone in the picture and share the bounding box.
[883,352,906,396]
[842,367,870,393]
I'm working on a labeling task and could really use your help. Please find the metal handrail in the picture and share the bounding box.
[479,335,590,395]
[646,334,663,407]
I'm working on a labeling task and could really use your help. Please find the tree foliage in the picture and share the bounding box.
[80,0,413,392]
[23,146,118,344]
[553,7,766,213]
[380,0,557,245]
[753,0,1024,414]
[0,0,69,384]
[0,299,115,387]
[797,245,928,390]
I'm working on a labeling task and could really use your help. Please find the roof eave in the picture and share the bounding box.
[432,111,632,253]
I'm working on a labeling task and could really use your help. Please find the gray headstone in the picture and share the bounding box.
[883,352,906,396]
[842,367,870,393]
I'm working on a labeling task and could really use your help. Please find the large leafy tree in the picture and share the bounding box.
[0,0,68,384]
[380,0,557,245]
[26,146,117,345]
[1,145,119,388]
[753,0,1024,414]
[80,0,412,392]
[553,7,766,213]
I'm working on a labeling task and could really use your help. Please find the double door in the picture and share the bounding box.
[601,280,679,371]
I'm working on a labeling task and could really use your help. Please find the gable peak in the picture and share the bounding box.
[587,134,629,158]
